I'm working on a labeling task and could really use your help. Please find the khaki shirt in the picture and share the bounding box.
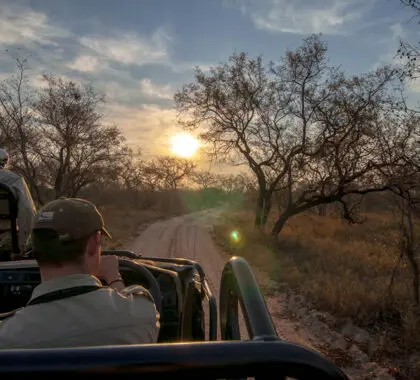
[0,170,36,253]
[0,274,160,349]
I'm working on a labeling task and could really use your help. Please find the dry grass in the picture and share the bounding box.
[90,190,192,251]
[99,206,166,250]
[214,209,420,354]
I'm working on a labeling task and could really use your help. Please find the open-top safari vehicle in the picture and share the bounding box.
[0,183,350,379]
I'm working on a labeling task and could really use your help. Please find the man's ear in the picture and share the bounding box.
[86,231,101,255]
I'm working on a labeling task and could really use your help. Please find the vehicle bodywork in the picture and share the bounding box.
[0,251,350,379]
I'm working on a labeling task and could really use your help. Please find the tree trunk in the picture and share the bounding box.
[271,208,295,236]
[405,197,420,306]
[317,203,327,216]
[407,251,420,306]
[254,190,272,228]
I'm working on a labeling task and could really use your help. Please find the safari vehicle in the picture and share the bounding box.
[0,188,350,379]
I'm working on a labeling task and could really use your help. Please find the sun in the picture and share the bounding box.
[170,133,200,158]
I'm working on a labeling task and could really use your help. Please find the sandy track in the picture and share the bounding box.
[126,208,327,344]
[126,209,395,379]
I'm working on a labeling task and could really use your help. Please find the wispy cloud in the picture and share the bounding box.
[78,27,170,66]
[100,78,174,106]
[375,23,406,68]
[67,55,103,73]
[0,4,69,46]
[139,78,173,100]
[105,103,179,155]
[228,0,376,35]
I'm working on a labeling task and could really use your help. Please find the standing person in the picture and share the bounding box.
[0,149,36,256]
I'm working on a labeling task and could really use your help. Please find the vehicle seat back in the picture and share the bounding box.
[0,183,19,258]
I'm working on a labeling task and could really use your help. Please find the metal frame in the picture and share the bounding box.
[220,256,278,341]
[138,256,218,341]
[0,341,349,379]
[102,251,218,341]
[0,253,350,379]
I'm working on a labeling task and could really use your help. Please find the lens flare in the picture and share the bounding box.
[230,230,240,242]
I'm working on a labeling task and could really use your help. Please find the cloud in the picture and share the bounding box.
[0,3,211,156]
[139,79,173,100]
[230,0,376,35]
[98,77,173,108]
[79,28,170,66]
[67,55,103,73]
[105,104,179,156]
[374,23,405,67]
[0,4,69,46]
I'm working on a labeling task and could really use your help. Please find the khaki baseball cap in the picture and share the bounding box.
[32,198,112,242]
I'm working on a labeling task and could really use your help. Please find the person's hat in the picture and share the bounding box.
[32,198,112,242]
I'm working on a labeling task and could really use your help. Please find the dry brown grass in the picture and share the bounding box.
[99,206,166,250]
[90,190,191,251]
[214,209,420,353]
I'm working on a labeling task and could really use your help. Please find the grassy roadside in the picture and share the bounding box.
[213,209,419,376]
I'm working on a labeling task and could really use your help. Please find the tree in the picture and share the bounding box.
[395,181,420,307]
[269,68,415,236]
[397,1,420,79]
[191,170,218,189]
[118,148,149,207]
[142,156,196,190]
[175,35,412,236]
[0,56,44,203]
[33,74,126,199]
[175,46,291,227]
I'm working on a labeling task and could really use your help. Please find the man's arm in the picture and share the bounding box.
[97,255,160,343]
[108,275,126,292]
[119,287,161,343]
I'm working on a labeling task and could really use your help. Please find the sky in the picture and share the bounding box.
[0,0,419,163]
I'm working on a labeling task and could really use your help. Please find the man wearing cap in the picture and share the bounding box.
[0,198,160,349]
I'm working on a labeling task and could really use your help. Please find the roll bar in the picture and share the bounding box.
[0,341,349,379]
[220,256,278,341]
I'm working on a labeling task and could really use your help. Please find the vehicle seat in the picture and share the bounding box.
[0,183,19,261]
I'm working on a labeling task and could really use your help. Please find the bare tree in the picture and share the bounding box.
[191,170,218,189]
[175,45,290,226]
[142,156,196,190]
[119,148,144,191]
[33,74,126,199]
[0,56,44,203]
[175,35,411,236]
[397,1,420,79]
[216,172,255,194]
[269,68,414,236]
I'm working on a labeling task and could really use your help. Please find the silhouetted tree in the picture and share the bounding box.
[175,35,414,237]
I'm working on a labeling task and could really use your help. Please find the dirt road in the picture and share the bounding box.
[127,209,230,336]
[127,209,395,380]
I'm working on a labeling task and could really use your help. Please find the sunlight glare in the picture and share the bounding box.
[230,230,240,243]
[170,133,200,158]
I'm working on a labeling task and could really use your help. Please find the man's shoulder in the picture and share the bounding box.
[95,286,158,323]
